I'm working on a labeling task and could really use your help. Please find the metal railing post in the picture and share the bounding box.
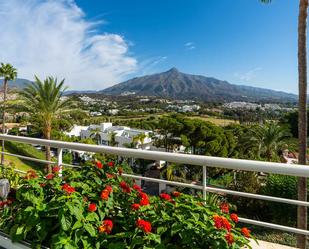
[57,148,63,177]
[203,165,207,202]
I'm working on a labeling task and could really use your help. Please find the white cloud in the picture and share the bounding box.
[234,67,262,81]
[137,56,167,75]
[184,42,195,50]
[0,0,138,90]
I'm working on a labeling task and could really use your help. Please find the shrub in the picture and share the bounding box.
[0,161,253,248]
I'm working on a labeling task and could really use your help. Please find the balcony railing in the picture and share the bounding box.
[0,134,308,238]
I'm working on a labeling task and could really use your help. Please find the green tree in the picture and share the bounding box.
[19,76,72,172]
[0,63,17,165]
[90,127,102,145]
[133,133,147,149]
[240,123,291,161]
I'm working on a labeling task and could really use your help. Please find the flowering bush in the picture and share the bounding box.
[0,162,254,248]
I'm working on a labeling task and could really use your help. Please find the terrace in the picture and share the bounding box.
[0,134,308,248]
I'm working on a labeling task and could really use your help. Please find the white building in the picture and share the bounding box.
[80,123,153,149]
[65,125,89,137]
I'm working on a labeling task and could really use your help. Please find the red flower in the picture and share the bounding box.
[118,167,123,175]
[225,233,234,245]
[0,201,5,208]
[106,173,114,179]
[108,161,114,167]
[213,215,231,231]
[136,219,152,233]
[105,185,113,194]
[52,166,60,173]
[220,202,229,213]
[160,193,171,201]
[25,170,38,179]
[221,217,231,232]
[230,213,238,223]
[139,192,150,206]
[62,183,76,194]
[131,203,140,211]
[39,183,46,187]
[139,198,149,206]
[98,219,113,234]
[241,227,251,238]
[172,191,181,197]
[120,181,131,193]
[96,161,103,169]
[133,184,142,193]
[88,203,97,212]
[213,215,223,229]
[45,173,54,180]
[101,190,110,200]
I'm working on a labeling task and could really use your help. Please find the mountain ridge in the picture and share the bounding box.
[101,68,297,102]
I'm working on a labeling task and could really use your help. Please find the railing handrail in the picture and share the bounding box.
[0,134,308,236]
[1,134,309,177]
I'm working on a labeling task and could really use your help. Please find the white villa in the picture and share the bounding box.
[71,123,153,150]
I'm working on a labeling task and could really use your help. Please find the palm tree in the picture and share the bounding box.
[108,132,118,147]
[0,63,17,165]
[241,123,290,161]
[90,127,102,145]
[262,0,308,247]
[19,76,72,172]
[133,133,147,149]
[260,1,308,246]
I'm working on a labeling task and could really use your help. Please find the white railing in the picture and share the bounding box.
[0,134,308,236]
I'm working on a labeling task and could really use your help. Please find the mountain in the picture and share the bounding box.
[101,68,297,102]
[0,78,32,89]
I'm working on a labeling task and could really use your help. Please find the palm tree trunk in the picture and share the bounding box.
[297,0,308,248]
[1,79,7,165]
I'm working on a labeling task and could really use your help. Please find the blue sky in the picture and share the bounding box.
[76,0,298,93]
[0,0,299,92]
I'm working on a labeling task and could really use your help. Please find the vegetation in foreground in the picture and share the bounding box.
[0,161,253,249]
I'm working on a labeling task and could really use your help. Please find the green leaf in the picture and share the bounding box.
[59,209,72,231]
[86,212,99,222]
[68,204,84,220]
[84,223,96,237]
[72,220,83,230]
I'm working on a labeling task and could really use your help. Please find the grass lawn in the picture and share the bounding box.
[186,116,239,126]
[0,144,45,173]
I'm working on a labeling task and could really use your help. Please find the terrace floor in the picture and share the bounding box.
[249,240,297,249]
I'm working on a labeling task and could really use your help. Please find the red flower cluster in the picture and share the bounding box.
[98,219,113,234]
[108,161,114,167]
[96,161,103,169]
[118,167,123,175]
[0,197,14,208]
[88,203,97,212]
[62,183,76,194]
[225,233,234,245]
[230,213,238,223]
[160,193,171,201]
[101,185,113,200]
[131,203,140,211]
[133,184,142,193]
[24,170,38,180]
[213,215,231,232]
[45,173,54,180]
[241,227,251,238]
[136,219,152,233]
[120,181,131,193]
[52,166,60,173]
[139,192,150,206]
[220,202,229,213]
[106,173,114,179]
[172,191,181,197]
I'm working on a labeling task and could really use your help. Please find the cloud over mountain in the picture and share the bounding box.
[0,0,137,90]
